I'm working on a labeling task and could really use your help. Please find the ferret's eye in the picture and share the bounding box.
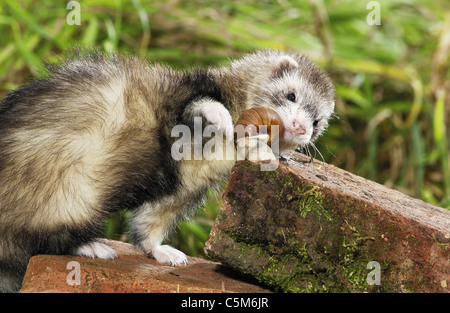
[286,93,296,102]
[313,120,320,127]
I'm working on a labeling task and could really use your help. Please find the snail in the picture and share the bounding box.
[235,106,285,146]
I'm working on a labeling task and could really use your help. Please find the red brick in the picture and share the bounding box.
[21,239,271,293]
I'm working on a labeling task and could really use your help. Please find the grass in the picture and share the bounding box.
[0,0,449,257]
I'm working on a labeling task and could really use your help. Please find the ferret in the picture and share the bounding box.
[0,49,334,292]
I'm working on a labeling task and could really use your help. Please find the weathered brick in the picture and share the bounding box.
[204,152,450,292]
[21,239,271,293]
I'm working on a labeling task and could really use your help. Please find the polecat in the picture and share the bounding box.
[0,49,334,292]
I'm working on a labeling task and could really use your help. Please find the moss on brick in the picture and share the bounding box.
[205,158,450,293]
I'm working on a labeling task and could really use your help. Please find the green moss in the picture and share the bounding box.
[222,230,320,292]
[296,184,331,224]
[233,238,317,292]
[263,167,280,179]
[223,227,390,292]
[100,269,108,278]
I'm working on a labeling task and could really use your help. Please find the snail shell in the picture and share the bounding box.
[235,106,285,146]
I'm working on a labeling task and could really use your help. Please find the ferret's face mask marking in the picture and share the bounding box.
[272,74,333,148]
[255,54,335,151]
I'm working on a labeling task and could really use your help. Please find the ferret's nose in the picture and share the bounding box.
[291,120,306,135]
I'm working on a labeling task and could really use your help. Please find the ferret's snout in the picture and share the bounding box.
[290,120,306,135]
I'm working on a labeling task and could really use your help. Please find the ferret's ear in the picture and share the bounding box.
[271,56,299,78]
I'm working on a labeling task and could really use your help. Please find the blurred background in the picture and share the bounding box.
[0,0,449,258]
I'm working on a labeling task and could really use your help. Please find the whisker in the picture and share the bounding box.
[299,144,313,165]
[306,145,313,164]
[309,142,325,163]
[317,141,340,166]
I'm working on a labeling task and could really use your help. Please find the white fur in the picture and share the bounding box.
[152,245,187,266]
[278,105,313,146]
[190,98,234,141]
[279,55,299,68]
[74,241,118,259]
[131,199,190,266]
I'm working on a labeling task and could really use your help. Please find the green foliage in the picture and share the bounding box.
[0,0,449,258]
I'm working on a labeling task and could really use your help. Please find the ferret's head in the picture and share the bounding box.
[232,50,335,151]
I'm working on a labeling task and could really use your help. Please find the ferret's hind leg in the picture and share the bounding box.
[71,240,118,260]
[0,238,31,292]
[0,268,23,293]
[129,201,188,266]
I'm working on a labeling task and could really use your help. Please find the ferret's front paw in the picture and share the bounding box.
[73,241,118,260]
[152,245,187,266]
[201,105,234,141]
[236,135,277,162]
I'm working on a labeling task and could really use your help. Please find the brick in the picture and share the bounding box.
[21,239,271,293]
[204,152,450,292]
